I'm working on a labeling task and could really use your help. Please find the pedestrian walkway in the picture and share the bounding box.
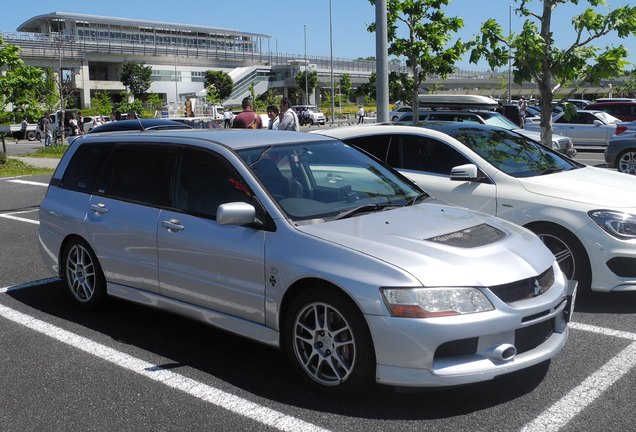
[8,156,59,169]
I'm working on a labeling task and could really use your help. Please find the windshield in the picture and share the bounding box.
[237,141,425,222]
[481,113,521,130]
[446,127,577,178]
[595,111,621,124]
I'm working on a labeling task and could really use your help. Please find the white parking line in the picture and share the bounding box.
[0,209,40,225]
[0,281,329,432]
[521,323,636,432]
[7,179,49,187]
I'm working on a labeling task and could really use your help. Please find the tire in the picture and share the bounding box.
[616,149,636,175]
[529,223,591,292]
[282,288,375,396]
[61,238,107,309]
[391,116,398,122]
[35,131,41,141]
[26,131,36,141]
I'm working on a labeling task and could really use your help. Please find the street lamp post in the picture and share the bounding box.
[329,0,335,124]
[304,25,309,105]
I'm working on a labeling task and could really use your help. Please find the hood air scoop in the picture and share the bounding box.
[426,224,506,248]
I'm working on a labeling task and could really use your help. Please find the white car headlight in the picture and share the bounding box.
[588,210,636,240]
[381,287,494,318]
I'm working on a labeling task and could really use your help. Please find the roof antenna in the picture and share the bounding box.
[129,111,146,131]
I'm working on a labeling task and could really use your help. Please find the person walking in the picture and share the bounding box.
[266,105,280,130]
[41,114,52,147]
[357,105,365,124]
[518,97,528,128]
[223,109,233,128]
[277,98,299,131]
[232,97,263,129]
[21,118,28,142]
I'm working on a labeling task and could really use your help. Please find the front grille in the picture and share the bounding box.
[489,266,554,303]
[515,318,554,354]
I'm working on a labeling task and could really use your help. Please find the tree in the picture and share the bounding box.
[470,0,636,148]
[357,72,377,102]
[120,62,152,99]
[368,0,467,120]
[388,71,412,104]
[91,90,112,115]
[295,70,318,103]
[204,70,233,102]
[339,74,352,103]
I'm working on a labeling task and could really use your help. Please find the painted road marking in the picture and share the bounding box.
[521,322,636,432]
[7,179,49,187]
[1,280,633,432]
[0,280,329,432]
[0,209,40,225]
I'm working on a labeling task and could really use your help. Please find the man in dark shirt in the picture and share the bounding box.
[231,97,263,129]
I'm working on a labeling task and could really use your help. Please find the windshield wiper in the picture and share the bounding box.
[407,192,429,206]
[330,203,397,221]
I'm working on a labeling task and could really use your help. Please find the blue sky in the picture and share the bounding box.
[1,0,634,70]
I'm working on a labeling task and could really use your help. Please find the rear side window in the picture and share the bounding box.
[98,144,171,206]
[344,135,399,166]
[61,143,114,192]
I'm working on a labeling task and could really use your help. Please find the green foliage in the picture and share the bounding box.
[295,71,318,103]
[90,90,113,115]
[145,93,163,112]
[120,62,152,98]
[0,158,54,177]
[469,0,636,147]
[357,71,377,102]
[204,70,233,101]
[339,74,352,102]
[116,91,144,116]
[388,71,412,103]
[368,0,467,119]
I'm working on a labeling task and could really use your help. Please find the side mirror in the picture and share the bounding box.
[217,202,256,225]
[450,164,480,181]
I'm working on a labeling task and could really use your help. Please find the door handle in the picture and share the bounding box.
[90,203,108,214]
[162,219,184,232]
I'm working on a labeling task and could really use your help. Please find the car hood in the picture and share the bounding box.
[297,202,553,287]
[519,166,636,208]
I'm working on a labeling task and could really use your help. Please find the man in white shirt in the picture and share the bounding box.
[277,98,299,131]
[357,106,365,124]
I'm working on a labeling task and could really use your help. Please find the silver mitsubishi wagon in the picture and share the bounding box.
[39,129,575,396]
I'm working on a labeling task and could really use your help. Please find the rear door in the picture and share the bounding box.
[86,143,172,294]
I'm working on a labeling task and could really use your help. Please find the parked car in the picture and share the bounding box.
[605,131,636,174]
[500,103,541,126]
[525,110,621,148]
[315,123,636,294]
[395,109,576,157]
[291,105,326,125]
[389,106,413,122]
[585,101,636,122]
[67,119,192,144]
[39,129,573,395]
[81,115,111,133]
[559,99,592,109]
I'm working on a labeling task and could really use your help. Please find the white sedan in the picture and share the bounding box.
[525,110,621,148]
[316,123,636,294]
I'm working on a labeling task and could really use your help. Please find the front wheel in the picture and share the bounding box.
[283,288,375,396]
[616,149,636,175]
[61,238,107,309]
[530,223,591,292]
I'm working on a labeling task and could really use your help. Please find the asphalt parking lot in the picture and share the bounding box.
[0,147,634,431]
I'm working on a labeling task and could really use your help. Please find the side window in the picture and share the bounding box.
[345,135,396,164]
[61,142,114,192]
[455,114,481,124]
[427,113,456,122]
[100,144,170,206]
[172,148,251,218]
[399,135,470,175]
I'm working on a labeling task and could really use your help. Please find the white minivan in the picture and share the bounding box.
[292,105,326,125]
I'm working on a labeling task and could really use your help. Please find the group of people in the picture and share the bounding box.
[231,97,300,131]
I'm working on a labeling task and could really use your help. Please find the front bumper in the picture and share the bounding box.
[366,278,573,387]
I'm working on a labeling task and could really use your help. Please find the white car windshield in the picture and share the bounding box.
[447,128,579,178]
[238,141,426,222]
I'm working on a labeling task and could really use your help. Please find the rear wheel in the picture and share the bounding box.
[529,223,591,292]
[283,288,375,396]
[616,149,636,174]
[26,131,36,141]
[61,238,107,309]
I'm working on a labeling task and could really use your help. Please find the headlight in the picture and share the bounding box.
[381,287,494,318]
[588,210,636,240]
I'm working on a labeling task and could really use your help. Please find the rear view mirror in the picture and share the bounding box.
[450,164,479,181]
[217,202,256,225]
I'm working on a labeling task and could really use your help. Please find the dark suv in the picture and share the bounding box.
[585,101,636,122]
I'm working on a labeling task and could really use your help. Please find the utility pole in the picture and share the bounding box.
[304,25,309,104]
[375,0,389,122]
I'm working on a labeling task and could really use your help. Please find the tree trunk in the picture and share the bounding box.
[538,0,554,148]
